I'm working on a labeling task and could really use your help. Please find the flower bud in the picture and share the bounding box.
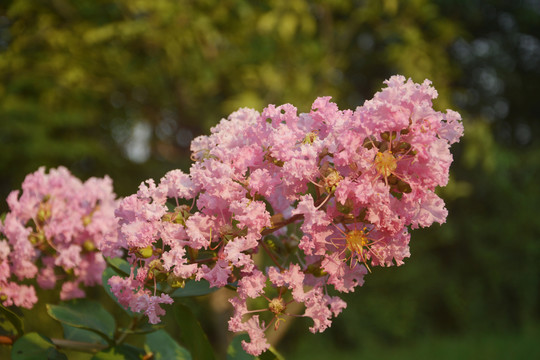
[381,131,396,142]
[37,204,51,224]
[336,200,352,215]
[148,259,163,271]
[28,231,46,245]
[28,233,38,245]
[362,136,379,149]
[324,168,343,193]
[395,141,411,154]
[82,215,92,227]
[167,273,186,288]
[82,239,96,252]
[397,180,412,193]
[306,263,328,277]
[264,237,279,251]
[154,271,167,282]
[175,205,191,225]
[138,246,154,258]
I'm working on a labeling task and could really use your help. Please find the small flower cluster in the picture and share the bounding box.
[0,167,118,308]
[107,75,463,355]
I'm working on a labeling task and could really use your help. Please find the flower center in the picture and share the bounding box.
[374,151,397,178]
[346,229,369,255]
[268,297,286,315]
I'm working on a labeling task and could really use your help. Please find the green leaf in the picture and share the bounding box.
[11,332,67,360]
[105,257,131,277]
[118,323,164,335]
[173,303,216,360]
[171,279,218,298]
[227,335,255,360]
[47,299,116,344]
[0,303,24,335]
[62,323,107,345]
[102,266,135,316]
[146,329,192,360]
[91,344,145,360]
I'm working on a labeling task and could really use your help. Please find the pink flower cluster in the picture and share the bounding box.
[0,167,118,308]
[108,75,463,355]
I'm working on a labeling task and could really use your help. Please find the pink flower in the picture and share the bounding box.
[103,75,462,344]
[229,198,271,235]
[109,275,138,308]
[129,292,173,325]
[60,281,85,301]
[240,316,270,356]
[0,167,118,308]
[303,287,334,333]
[440,109,464,145]
[237,269,267,299]
[55,244,82,269]
[321,253,367,292]
[293,195,331,228]
[198,259,231,288]
[159,170,199,200]
[36,266,57,289]
[268,264,306,302]
[0,283,37,308]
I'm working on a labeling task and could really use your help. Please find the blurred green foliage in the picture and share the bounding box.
[1,0,539,358]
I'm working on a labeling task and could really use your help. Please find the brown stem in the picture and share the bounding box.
[189,256,218,264]
[260,190,333,238]
[115,315,143,346]
[260,239,284,271]
[261,214,303,236]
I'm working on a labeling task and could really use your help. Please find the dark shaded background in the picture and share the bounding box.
[1,0,539,358]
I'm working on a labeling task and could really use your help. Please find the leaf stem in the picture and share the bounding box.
[50,338,107,353]
[115,315,143,345]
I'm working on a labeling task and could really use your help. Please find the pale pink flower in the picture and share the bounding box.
[60,281,85,301]
[237,269,267,299]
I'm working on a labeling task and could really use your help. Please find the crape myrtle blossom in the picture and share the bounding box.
[106,75,463,355]
[0,167,118,308]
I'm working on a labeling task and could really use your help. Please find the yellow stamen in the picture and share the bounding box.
[374,151,397,178]
[346,228,369,255]
[269,298,286,315]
